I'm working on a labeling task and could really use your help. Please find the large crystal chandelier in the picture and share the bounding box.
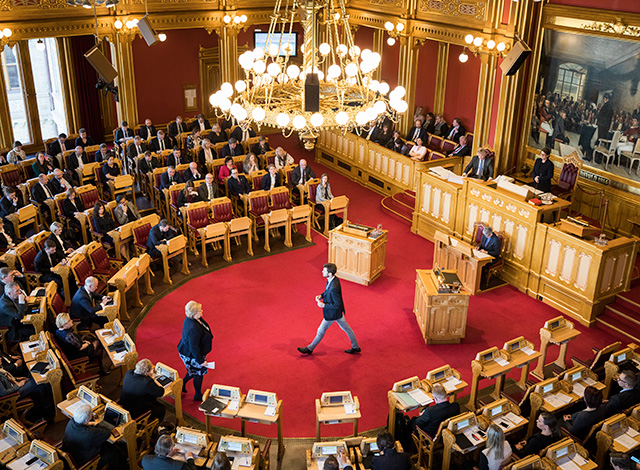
[208,0,408,149]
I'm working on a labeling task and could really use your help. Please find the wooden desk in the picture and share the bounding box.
[201,389,244,437]
[237,401,284,460]
[424,366,468,401]
[387,381,432,438]
[328,223,387,286]
[469,347,514,411]
[432,231,494,295]
[315,397,361,440]
[502,337,541,389]
[545,438,598,470]
[413,270,470,344]
[108,214,160,261]
[532,316,581,380]
[603,346,640,399]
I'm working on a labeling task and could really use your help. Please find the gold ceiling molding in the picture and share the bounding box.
[369,0,402,8]
[419,0,486,22]
[581,18,640,38]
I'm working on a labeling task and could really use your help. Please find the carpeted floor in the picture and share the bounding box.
[136,134,624,438]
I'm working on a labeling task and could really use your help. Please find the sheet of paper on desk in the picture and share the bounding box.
[554,392,572,404]
[494,357,510,367]
[472,249,493,260]
[66,400,86,416]
[264,405,276,417]
[237,455,251,467]
[614,433,638,450]
[572,455,588,466]
[442,376,462,392]
[21,341,39,352]
[583,377,596,386]
[105,335,115,345]
[520,346,535,355]
[113,351,126,362]
[504,412,524,425]
[462,427,481,445]
[7,453,46,470]
[344,403,357,414]
[544,395,564,409]
[0,436,15,452]
[408,388,433,406]
[227,400,239,411]
[557,458,582,470]
[572,382,585,397]
[627,427,639,438]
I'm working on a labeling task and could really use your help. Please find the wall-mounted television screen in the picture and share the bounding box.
[254,31,298,57]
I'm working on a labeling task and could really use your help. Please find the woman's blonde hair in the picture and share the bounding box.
[56,312,71,329]
[185,301,202,319]
[485,424,505,460]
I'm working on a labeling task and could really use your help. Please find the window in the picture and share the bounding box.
[28,38,68,140]
[1,45,31,143]
[553,63,586,101]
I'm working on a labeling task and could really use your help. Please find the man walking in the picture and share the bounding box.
[298,263,361,355]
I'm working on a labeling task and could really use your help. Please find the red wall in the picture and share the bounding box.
[354,26,374,52]
[444,45,480,129]
[133,28,218,124]
[549,0,640,13]
[380,37,400,89]
[413,39,439,115]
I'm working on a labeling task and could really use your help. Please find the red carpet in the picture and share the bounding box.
[136,134,624,438]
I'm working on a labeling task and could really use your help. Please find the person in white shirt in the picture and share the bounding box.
[409,137,428,161]
[199,139,215,168]
[6,141,26,164]
[476,425,511,470]
[274,146,294,169]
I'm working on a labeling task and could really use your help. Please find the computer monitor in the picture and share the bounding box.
[124,334,135,352]
[227,441,243,452]
[322,445,338,455]
[491,404,503,416]
[113,319,124,338]
[434,370,445,380]
[570,371,582,382]
[320,391,353,406]
[103,403,128,427]
[542,383,553,394]
[212,384,241,401]
[370,442,379,452]
[483,352,494,362]
[46,349,58,370]
[246,389,277,406]
[77,386,99,408]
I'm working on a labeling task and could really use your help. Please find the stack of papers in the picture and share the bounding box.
[557,454,588,470]
[583,377,597,386]
[344,403,357,414]
[461,426,483,446]
[520,346,535,355]
[494,357,510,367]
[504,412,525,426]
[227,400,240,411]
[7,453,46,470]
[472,249,492,259]
[408,388,433,406]
[442,376,462,392]
[0,436,17,452]
[572,382,586,397]
[113,351,126,362]
[614,428,640,450]
[544,392,572,409]
[264,405,276,417]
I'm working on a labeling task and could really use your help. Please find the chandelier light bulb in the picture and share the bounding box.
[268,43,279,57]
[240,15,247,22]
[334,12,340,20]
[365,107,377,122]
[209,93,219,107]
[355,111,368,126]
[459,51,469,63]
[220,82,234,98]
[235,107,248,121]
[292,115,306,130]
[473,37,483,47]
[253,60,266,74]
[348,45,361,58]
[395,100,408,113]
[125,20,133,28]
[223,15,231,23]
[252,107,266,121]
[2,28,11,38]
[384,21,394,31]
[487,40,496,49]
[465,34,474,44]
[234,15,241,24]
[230,103,243,117]
[276,113,290,127]
[253,47,265,59]
[335,111,349,126]
[158,33,167,42]
[234,80,247,92]
[286,64,300,79]
[370,52,381,64]
[374,100,387,114]
[360,49,372,61]
[310,113,324,127]
[378,82,390,94]
[114,20,123,29]
[132,18,139,26]
[396,23,405,32]
[497,42,506,52]
[337,44,348,57]
[319,43,331,56]
[327,64,341,79]
[387,37,396,46]
[267,62,281,77]
[369,80,380,92]
[219,98,231,111]
[345,62,358,77]
[394,86,406,98]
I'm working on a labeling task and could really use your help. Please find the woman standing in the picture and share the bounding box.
[178,301,213,401]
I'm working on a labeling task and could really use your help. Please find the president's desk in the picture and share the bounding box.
[412,171,639,326]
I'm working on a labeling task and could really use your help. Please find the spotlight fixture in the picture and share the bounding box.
[158,32,167,42]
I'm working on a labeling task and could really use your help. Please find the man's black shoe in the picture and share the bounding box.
[297,347,312,355]
[345,347,361,354]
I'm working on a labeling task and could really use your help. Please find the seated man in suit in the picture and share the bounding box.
[291,159,316,186]
[230,120,256,143]
[168,116,188,142]
[0,282,36,342]
[75,128,95,149]
[261,164,282,191]
[166,147,184,167]
[49,221,76,255]
[449,135,471,157]
[0,366,55,423]
[66,145,88,177]
[34,240,66,295]
[70,276,110,330]
[139,118,156,141]
[387,130,405,153]
[252,135,271,156]
[142,435,195,470]
[445,117,466,142]
[31,173,56,224]
[183,162,204,182]
[139,151,159,175]
[0,267,28,293]
[220,137,244,160]
[150,130,171,153]
[48,133,69,156]
[198,139,216,168]
[191,113,211,132]
[370,431,411,470]
[462,147,494,181]
[63,404,127,468]
[0,187,22,237]
[606,370,640,416]
[198,173,218,202]
[227,167,251,197]
[412,383,460,436]
[478,226,501,260]
[406,118,427,143]
[127,135,148,161]
[120,358,165,421]
[160,166,184,190]
[114,195,140,225]
[147,219,178,258]
[94,143,111,163]
[115,120,134,145]
[49,168,73,195]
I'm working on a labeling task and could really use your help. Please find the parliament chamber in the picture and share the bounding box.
[1,0,640,469]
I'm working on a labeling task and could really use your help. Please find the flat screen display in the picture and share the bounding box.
[253,31,298,57]
[227,441,243,452]
[322,446,337,455]
[329,395,342,404]
[219,388,232,398]
[435,371,445,380]
[255,394,268,404]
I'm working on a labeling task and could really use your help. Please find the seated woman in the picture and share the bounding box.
[274,147,294,169]
[101,155,121,189]
[218,156,234,181]
[315,173,342,230]
[477,425,512,470]
[243,152,260,174]
[49,221,76,255]
[514,412,561,458]
[563,385,605,440]
[408,137,428,161]
[92,202,118,246]
[177,180,201,218]
[32,152,57,176]
[62,188,85,243]
[54,313,109,375]
[0,219,15,252]
[187,128,202,150]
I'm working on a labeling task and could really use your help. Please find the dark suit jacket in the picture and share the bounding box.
[371,449,411,470]
[230,126,256,142]
[168,121,189,139]
[48,233,74,253]
[374,130,393,147]
[227,175,250,196]
[414,401,460,436]
[142,455,196,470]
[115,127,135,144]
[50,177,69,195]
[160,172,184,190]
[63,420,111,466]
[139,125,157,140]
[479,234,501,259]
[197,148,217,167]
[320,277,345,321]
[127,142,148,160]
[66,152,89,171]
[445,125,466,143]
[139,157,159,174]
[166,153,185,168]
[147,225,177,257]
[177,190,200,208]
[183,168,204,182]
[102,163,121,180]
[406,126,428,143]
[207,131,227,145]
[177,317,213,363]
[31,182,55,203]
[252,142,272,155]
[191,119,211,131]
[119,370,164,419]
[34,249,63,276]
[149,137,172,153]
[32,159,56,176]
[0,196,21,220]
[291,165,316,185]
[532,158,554,193]
[48,139,68,156]
[0,232,12,249]
[198,182,218,201]
[220,144,244,159]
[450,144,471,157]
[565,406,606,440]
[606,388,640,416]
[93,213,117,234]
[463,156,494,181]
[94,150,111,163]
[62,197,84,219]
[69,287,103,322]
[434,121,448,137]
[0,294,27,342]
[75,136,95,148]
[261,173,282,190]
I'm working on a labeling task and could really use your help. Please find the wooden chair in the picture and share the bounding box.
[298,177,320,206]
[570,341,621,382]
[290,204,312,243]
[248,170,267,191]
[441,139,457,154]
[472,222,487,246]
[319,195,349,235]
[57,447,101,470]
[0,164,25,190]
[107,174,136,206]
[152,167,168,215]
[166,183,185,227]
[211,196,236,223]
[262,209,290,252]
[427,135,444,151]
[282,164,298,192]
[15,240,42,291]
[486,231,507,285]
[28,230,50,252]
[81,162,102,187]
[185,201,213,255]
[270,186,293,211]
[593,130,621,169]
[132,219,154,257]
[247,190,271,240]
[411,416,456,470]
[68,253,109,293]
[85,240,123,279]
[226,217,253,262]
[551,150,583,201]
[51,341,101,392]
[5,204,38,238]
[198,222,228,267]
[622,139,640,174]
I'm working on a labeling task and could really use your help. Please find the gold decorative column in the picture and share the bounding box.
[0,59,13,148]
[433,42,449,115]
[372,28,384,82]
[472,53,498,152]
[397,36,423,134]
[58,37,82,136]
[111,34,138,126]
[218,27,239,86]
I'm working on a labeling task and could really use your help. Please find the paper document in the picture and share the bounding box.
[264,405,276,417]
[462,426,482,445]
[544,395,564,409]
[557,458,581,470]
[408,388,433,406]
[113,351,126,362]
[0,436,16,452]
[554,392,572,404]
[441,376,461,392]
[572,382,585,397]
[227,400,240,411]
[205,361,216,370]
[105,336,115,345]
[614,433,638,450]
[494,357,510,367]
[7,453,47,470]
[66,400,88,416]
[504,412,524,425]
[472,249,492,259]
[520,346,535,355]
[572,455,588,466]
[344,403,357,414]
[627,427,639,438]
[393,392,417,409]
[583,377,596,386]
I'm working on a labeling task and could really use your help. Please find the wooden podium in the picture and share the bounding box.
[414,270,470,344]
[328,222,388,286]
